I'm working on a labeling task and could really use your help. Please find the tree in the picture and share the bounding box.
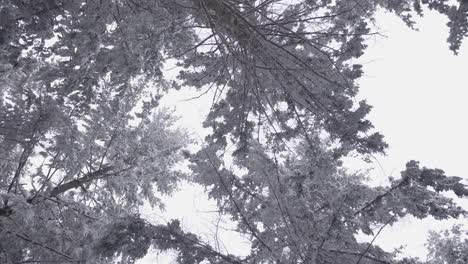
[0,57,194,262]
[426,225,468,264]
[0,0,467,263]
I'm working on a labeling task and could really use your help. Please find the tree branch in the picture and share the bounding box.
[49,166,113,197]
[0,227,75,261]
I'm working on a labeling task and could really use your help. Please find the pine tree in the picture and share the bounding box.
[0,0,467,263]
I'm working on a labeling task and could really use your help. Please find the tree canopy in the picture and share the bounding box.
[0,0,467,263]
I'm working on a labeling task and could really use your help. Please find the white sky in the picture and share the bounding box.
[351,10,468,259]
[138,9,468,263]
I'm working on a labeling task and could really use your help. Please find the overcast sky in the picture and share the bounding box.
[138,9,468,263]
[349,10,468,258]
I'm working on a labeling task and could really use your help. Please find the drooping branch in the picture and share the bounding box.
[201,148,281,262]
[0,226,76,261]
[49,166,114,198]
[355,215,396,264]
[354,176,409,216]
[323,248,392,264]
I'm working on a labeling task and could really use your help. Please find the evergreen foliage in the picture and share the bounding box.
[0,0,466,263]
